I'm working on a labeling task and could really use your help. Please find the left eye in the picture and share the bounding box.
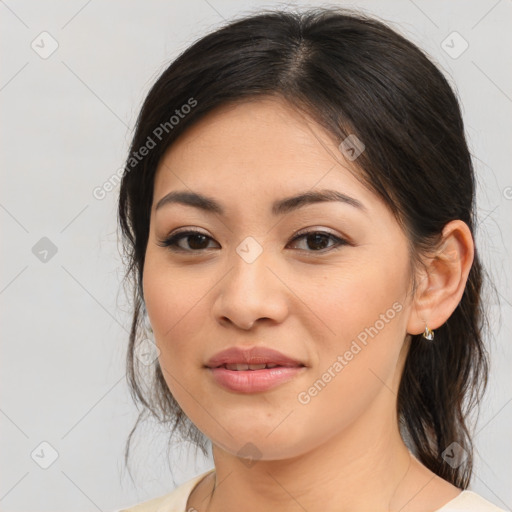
[157,230,347,253]
[287,231,348,252]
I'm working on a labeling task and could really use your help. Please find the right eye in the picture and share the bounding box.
[157,229,220,252]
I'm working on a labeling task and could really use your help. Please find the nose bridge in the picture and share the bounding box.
[229,237,273,299]
[231,246,270,294]
[213,236,288,328]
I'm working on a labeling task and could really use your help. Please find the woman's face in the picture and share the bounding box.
[143,97,415,460]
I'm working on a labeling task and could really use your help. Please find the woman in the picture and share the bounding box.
[117,7,506,512]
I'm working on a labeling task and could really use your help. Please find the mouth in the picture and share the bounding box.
[204,346,306,392]
[212,362,304,371]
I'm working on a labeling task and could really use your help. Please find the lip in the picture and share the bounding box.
[205,346,304,368]
[208,366,305,393]
[205,346,306,393]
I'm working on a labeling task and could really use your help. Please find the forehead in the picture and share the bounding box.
[153,97,375,209]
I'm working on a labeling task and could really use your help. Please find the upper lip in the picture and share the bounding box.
[205,346,305,368]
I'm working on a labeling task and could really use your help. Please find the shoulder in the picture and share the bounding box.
[116,469,215,512]
[436,490,507,512]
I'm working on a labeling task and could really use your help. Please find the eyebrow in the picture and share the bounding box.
[155,189,366,216]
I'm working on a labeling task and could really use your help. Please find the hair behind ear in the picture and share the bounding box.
[398,251,489,488]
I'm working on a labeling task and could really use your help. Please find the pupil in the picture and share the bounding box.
[308,233,328,250]
[189,234,208,249]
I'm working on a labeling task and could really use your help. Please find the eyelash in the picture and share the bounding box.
[157,228,349,254]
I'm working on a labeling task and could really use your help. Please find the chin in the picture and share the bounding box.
[209,424,313,462]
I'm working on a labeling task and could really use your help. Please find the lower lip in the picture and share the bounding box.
[207,366,305,393]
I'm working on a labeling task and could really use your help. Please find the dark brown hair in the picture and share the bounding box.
[118,7,490,488]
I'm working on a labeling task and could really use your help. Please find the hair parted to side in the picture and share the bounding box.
[118,7,490,488]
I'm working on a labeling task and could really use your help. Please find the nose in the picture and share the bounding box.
[212,249,289,330]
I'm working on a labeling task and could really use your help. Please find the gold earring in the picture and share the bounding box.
[422,323,434,341]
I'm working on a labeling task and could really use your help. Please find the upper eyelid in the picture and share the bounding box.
[164,226,343,241]
[167,224,342,237]
[291,226,340,238]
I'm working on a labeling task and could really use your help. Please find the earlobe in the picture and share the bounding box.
[406,220,474,336]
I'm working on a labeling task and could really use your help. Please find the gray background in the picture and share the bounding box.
[1,1,511,511]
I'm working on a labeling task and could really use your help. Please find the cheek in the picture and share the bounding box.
[304,257,407,342]
[142,254,211,366]
[303,258,408,396]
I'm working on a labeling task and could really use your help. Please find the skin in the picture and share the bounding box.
[142,96,474,512]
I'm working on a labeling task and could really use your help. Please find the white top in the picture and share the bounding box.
[118,468,507,512]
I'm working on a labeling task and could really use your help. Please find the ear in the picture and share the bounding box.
[407,220,474,336]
